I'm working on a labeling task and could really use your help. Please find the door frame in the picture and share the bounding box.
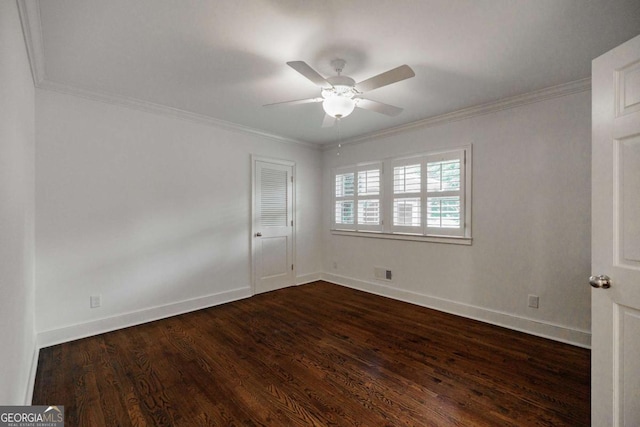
[251,155,296,295]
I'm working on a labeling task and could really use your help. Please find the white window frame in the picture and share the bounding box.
[333,162,383,232]
[331,146,472,245]
[425,149,466,237]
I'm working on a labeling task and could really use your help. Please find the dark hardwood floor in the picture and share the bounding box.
[32,281,590,426]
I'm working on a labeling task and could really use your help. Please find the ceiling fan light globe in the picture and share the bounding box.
[323,96,356,119]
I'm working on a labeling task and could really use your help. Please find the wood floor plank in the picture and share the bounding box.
[32,281,590,426]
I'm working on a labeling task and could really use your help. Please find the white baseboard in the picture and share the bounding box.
[321,273,591,348]
[37,287,252,348]
[296,272,322,285]
[27,274,589,402]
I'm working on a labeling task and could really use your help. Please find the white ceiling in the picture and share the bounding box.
[24,0,640,145]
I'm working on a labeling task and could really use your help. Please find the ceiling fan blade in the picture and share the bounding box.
[321,114,336,128]
[287,61,332,89]
[355,64,415,93]
[263,97,322,107]
[356,98,404,116]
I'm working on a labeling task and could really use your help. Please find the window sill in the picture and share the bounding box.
[330,229,472,245]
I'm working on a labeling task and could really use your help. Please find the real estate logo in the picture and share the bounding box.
[0,406,64,427]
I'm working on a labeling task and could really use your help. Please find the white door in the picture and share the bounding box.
[591,34,640,426]
[252,157,294,294]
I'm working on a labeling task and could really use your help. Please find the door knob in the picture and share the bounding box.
[255,232,262,237]
[589,275,611,289]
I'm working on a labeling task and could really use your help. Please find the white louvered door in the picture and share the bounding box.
[252,158,294,294]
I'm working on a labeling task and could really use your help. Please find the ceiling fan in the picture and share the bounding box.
[265,59,415,127]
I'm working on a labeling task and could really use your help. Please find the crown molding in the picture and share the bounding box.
[18,0,590,151]
[17,0,318,149]
[38,80,318,149]
[34,73,591,152]
[17,0,46,85]
[322,77,592,150]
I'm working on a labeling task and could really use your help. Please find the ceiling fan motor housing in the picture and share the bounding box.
[324,76,358,97]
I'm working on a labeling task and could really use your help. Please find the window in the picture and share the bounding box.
[425,151,465,237]
[334,172,355,225]
[333,164,382,231]
[392,161,422,232]
[332,147,471,243]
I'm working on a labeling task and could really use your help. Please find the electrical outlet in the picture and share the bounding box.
[374,267,392,281]
[90,295,102,308]
[528,294,539,309]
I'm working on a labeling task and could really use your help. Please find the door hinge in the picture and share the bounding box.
[291,220,293,227]
[291,264,294,271]
[291,176,294,183]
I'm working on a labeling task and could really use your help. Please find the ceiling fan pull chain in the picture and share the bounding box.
[337,118,342,156]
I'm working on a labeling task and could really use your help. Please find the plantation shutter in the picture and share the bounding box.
[391,159,422,233]
[333,163,382,231]
[331,147,470,240]
[425,150,465,237]
[356,164,382,231]
[334,168,356,230]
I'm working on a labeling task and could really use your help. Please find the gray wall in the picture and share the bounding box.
[35,89,323,343]
[322,90,592,346]
[0,0,36,404]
